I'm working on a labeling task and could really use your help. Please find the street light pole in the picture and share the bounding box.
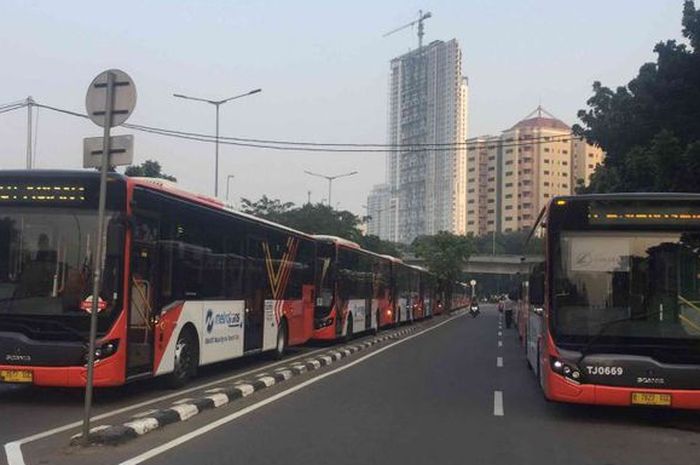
[304,170,358,207]
[215,104,220,197]
[26,96,34,169]
[226,174,235,201]
[173,88,261,197]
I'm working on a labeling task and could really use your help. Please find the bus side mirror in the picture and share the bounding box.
[529,271,545,306]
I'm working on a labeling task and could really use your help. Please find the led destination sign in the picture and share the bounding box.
[0,184,87,203]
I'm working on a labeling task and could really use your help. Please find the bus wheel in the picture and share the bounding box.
[166,328,198,389]
[273,319,288,360]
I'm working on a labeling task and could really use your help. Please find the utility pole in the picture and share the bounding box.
[26,96,34,169]
[226,174,235,201]
[173,88,261,197]
[307,190,311,205]
[304,170,358,207]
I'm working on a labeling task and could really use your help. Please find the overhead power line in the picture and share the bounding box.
[0,103,27,115]
[27,101,586,154]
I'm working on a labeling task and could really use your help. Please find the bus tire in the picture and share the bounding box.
[166,326,198,389]
[273,319,288,360]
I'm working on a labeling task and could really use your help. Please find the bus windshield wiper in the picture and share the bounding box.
[576,309,662,364]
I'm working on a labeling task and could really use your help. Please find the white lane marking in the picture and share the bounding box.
[2,345,330,465]
[497,357,503,368]
[498,340,503,347]
[498,331,502,337]
[69,425,111,441]
[118,314,465,465]
[172,398,193,405]
[494,391,504,416]
[131,409,158,419]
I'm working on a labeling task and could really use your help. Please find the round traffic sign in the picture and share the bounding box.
[470,279,477,286]
[85,69,137,128]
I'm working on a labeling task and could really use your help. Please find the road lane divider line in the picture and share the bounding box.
[494,391,504,416]
[117,310,468,465]
[3,342,333,464]
[498,331,502,337]
[497,357,503,368]
[498,341,503,347]
[62,322,430,447]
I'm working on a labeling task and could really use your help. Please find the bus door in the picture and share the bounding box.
[127,213,159,374]
[244,236,266,352]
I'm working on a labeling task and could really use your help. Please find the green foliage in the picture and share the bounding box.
[574,1,700,193]
[277,203,363,241]
[238,196,402,257]
[357,235,404,258]
[411,232,476,282]
[124,160,177,182]
[239,195,294,222]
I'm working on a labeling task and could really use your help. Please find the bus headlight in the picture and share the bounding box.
[85,339,120,362]
[550,356,582,384]
[314,317,334,329]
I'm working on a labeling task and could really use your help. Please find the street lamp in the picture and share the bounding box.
[173,88,261,197]
[226,174,235,201]
[304,170,358,206]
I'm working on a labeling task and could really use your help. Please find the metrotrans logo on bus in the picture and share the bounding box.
[204,308,243,345]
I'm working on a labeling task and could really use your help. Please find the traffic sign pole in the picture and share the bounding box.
[82,70,115,444]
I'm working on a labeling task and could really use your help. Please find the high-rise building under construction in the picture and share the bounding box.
[368,39,468,244]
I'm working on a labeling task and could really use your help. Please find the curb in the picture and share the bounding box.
[71,325,420,446]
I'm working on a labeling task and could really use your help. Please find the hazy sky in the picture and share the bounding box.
[0,0,687,215]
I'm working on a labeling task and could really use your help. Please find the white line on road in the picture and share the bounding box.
[3,345,330,465]
[498,331,502,337]
[117,313,466,465]
[494,391,504,416]
[498,341,503,347]
[497,357,503,368]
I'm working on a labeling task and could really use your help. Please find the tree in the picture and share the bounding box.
[239,195,294,222]
[124,160,177,181]
[574,1,700,193]
[411,232,476,283]
[277,203,363,241]
[357,235,404,258]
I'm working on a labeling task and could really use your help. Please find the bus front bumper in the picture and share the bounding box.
[547,373,700,409]
[0,357,125,387]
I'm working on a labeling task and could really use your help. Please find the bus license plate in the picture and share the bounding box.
[631,392,671,406]
[0,369,33,383]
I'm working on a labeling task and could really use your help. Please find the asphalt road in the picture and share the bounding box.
[4,306,700,465]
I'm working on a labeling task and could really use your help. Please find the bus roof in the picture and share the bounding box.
[553,193,700,203]
[312,235,361,249]
[0,169,316,241]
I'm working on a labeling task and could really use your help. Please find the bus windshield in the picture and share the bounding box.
[0,207,123,320]
[552,230,700,344]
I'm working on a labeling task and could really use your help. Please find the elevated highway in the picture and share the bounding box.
[404,254,543,275]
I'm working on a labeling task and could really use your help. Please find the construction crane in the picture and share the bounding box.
[383,10,433,49]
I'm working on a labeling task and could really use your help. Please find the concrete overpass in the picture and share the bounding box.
[403,254,543,275]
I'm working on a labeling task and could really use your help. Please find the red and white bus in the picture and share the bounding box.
[313,235,392,340]
[525,194,700,409]
[0,170,316,387]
